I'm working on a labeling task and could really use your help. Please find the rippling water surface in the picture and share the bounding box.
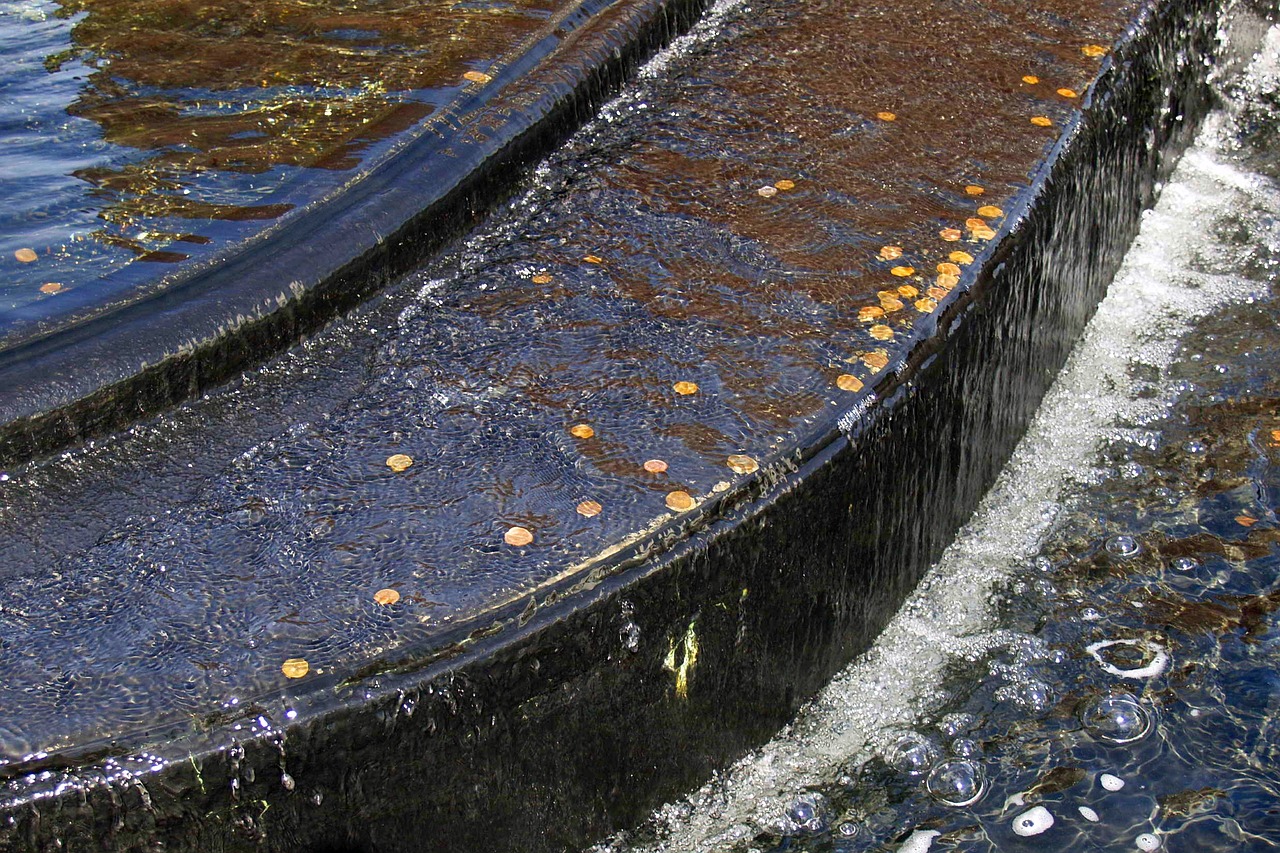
[592,24,1280,853]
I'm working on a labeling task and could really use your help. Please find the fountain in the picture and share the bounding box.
[0,0,1267,849]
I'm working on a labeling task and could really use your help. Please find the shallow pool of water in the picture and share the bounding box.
[594,22,1280,853]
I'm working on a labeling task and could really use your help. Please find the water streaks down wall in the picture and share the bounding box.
[0,0,1260,848]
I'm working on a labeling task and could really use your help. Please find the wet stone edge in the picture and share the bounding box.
[0,0,713,469]
[0,0,1246,849]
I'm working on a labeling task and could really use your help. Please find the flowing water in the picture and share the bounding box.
[591,23,1280,853]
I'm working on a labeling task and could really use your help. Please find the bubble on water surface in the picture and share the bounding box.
[887,735,940,776]
[1079,806,1100,822]
[1100,772,1125,791]
[925,759,987,806]
[1136,832,1161,850]
[1170,556,1199,571]
[1012,806,1055,837]
[1106,534,1141,558]
[780,792,829,834]
[1080,694,1154,743]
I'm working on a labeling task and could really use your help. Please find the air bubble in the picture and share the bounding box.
[782,792,829,834]
[1106,535,1141,558]
[836,821,861,838]
[1171,556,1199,571]
[950,738,980,758]
[1012,805,1055,837]
[886,735,941,776]
[1080,694,1154,744]
[925,759,988,807]
[281,772,295,791]
[994,679,1054,714]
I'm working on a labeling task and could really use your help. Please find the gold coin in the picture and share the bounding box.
[774,179,796,190]
[531,273,553,284]
[858,305,886,321]
[1081,44,1107,58]
[1030,116,1053,127]
[463,70,493,84]
[939,228,962,242]
[584,255,603,264]
[39,282,63,294]
[869,324,894,341]
[726,454,758,474]
[914,297,938,313]
[14,248,36,263]
[281,658,309,679]
[373,588,401,606]
[949,251,975,265]
[643,459,668,473]
[665,491,695,511]
[1057,88,1078,98]
[879,245,903,260]
[1022,74,1040,84]
[876,111,896,121]
[836,374,864,392]
[569,424,595,439]
[964,185,985,196]
[386,454,413,472]
[977,205,1003,219]
[890,265,914,277]
[673,381,699,395]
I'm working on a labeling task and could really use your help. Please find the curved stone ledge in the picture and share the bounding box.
[0,0,711,468]
[0,0,1266,850]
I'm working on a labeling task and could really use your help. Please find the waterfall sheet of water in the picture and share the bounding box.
[596,22,1280,853]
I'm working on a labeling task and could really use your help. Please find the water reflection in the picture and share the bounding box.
[0,0,557,314]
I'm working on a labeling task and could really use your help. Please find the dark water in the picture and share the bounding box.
[0,0,1142,772]
[596,25,1280,853]
[0,0,560,327]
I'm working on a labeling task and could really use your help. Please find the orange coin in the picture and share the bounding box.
[936,262,961,276]
[964,185,985,196]
[935,274,960,290]
[927,285,950,300]
[569,424,595,439]
[1022,75,1040,84]
[14,248,36,263]
[859,305,886,321]
[949,251,974,265]
[576,500,603,517]
[673,381,699,395]
[386,453,413,472]
[862,351,889,370]
[914,297,938,313]
[373,588,401,606]
[879,245,903,260]
[1081,44,1107,58]
[869,324,894,341]
[583,254,603,264]
[463,70,493,84]
[39,282,63,294]
[876,111,896,121]
[939,228,962,242]
[665,491,695,511]
[890,265,914,277]
[965,217,987,231]
[977,205,1003,219]
[775,179,796,190]
[1057,88,1078,98]
[643,459,668,473]
[836,374,864,392]
[1031,116,1053,127]
[726,454,758,474]
[504,526,534,546]
[896,284,918,298]
[531,273,553,284]
[972,226,996,240]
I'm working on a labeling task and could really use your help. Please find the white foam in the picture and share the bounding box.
[593,24,1280,853]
